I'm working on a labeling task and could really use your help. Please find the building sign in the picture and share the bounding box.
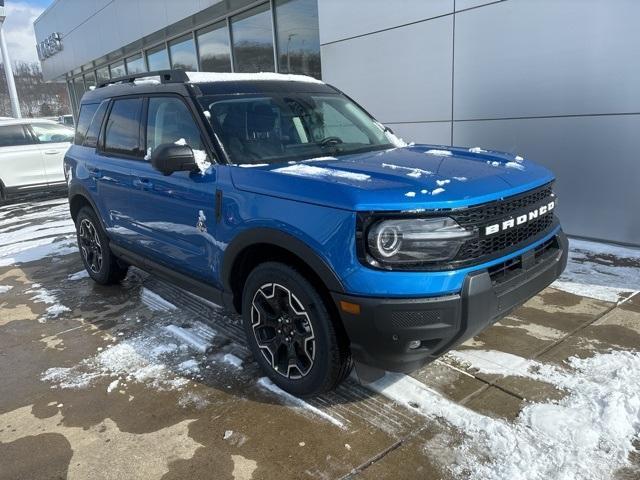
[37,32,63,61]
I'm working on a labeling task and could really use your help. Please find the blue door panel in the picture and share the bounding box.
[128,161,219,282]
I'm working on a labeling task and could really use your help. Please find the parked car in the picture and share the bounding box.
[58,114,75,127]
[65,70,567,396]
[0,118,73,201]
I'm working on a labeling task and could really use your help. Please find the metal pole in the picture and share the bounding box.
[0,18,21,118]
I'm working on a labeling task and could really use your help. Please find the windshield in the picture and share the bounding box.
[198,92,394,165]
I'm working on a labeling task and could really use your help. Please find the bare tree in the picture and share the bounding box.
[0,61,71,118]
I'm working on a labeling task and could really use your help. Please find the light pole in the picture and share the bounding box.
[286,33,297,73]
[0,0,22,118]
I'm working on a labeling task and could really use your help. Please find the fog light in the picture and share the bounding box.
[408,340,421,350]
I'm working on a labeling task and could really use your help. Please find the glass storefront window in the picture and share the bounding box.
[110,61,126,78]
[197,21,231,72]
[126,53,146,74]
[73,76,85,107]
[146,45,170,71]
[231,3,275,73]
[169,34,198,71]
[84,72,96,91]
[96,66,110,85]
[274,0,321,78]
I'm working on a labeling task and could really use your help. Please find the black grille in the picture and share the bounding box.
[456,214,555,261]
[451,183,553,228]
[447,182,556,267]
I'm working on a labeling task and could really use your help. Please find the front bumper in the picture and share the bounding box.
[332,231,568,374]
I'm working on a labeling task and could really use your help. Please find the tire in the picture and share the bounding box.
[242,262,352,397]
[75,206,128,285]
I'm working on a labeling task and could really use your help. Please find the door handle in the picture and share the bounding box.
[44,150,61,155]
[87,166,103,179]
[133,178,153,190]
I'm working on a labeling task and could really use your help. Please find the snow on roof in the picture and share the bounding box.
[185,71,324,84]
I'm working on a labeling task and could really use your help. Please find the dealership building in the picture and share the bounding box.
[34,0,639,246]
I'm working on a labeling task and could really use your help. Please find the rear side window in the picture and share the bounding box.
[103,98,143,156]
[84,101,109,148]
[0,125,32,147]
[75,103,99,145]
[31,123,74,144]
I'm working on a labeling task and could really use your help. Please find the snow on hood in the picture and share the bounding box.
[230,144,554,211]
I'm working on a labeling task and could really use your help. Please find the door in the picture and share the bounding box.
[128,95,219,283]
[28,122,74,186]
[93,97,144,245]
[0,124,47,190]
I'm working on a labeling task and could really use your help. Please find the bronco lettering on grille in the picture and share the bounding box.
[484,201,555,236]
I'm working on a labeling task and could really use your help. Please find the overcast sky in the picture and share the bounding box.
[1,0,54,66]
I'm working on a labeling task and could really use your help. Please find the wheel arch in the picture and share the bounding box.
[68,184,103,227]
[222,228,346,314]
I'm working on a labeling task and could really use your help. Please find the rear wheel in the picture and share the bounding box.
[76,206,128,285]
[242,262,352,397]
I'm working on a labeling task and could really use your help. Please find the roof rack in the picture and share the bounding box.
[96,69,189,89]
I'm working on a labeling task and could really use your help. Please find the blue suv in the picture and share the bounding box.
[66,70,567,396]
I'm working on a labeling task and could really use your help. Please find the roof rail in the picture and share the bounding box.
[96,69,189,89]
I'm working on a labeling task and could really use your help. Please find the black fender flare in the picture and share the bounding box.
[221,227,346,295]
[68,183,106,230]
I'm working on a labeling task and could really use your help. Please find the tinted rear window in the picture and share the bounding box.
[0,125,31,147]
[75,103,99,145]
[84,101,109,148]
[103,98,143,156]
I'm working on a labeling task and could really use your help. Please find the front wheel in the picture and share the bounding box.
[242,262,352,397]
[76,206,128,285]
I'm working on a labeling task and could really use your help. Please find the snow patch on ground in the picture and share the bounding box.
[28,286,70,320]
[0,285,13,294]
[223,353,243,369]
[164,324,213,353]
[552,239,640,303]
[42,332,200,392]
[272,164,370,182]
[68,270,90,281]
[0,236,77,267]
[141,288,177,312]
[371,350,640,480]
[257,377,346,429]
[448,349,538,377]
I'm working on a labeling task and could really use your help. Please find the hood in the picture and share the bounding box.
[229,145,555,211]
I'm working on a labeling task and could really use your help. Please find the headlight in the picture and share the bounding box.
[366,217,475,266]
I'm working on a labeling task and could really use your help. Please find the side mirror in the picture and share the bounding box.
[150,143,197,176]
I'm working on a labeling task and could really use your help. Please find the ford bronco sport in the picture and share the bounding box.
[65,70,567,396]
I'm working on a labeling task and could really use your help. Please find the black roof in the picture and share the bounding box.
[80,69,337,105]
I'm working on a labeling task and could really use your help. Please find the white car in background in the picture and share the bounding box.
[0,118,73,202]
